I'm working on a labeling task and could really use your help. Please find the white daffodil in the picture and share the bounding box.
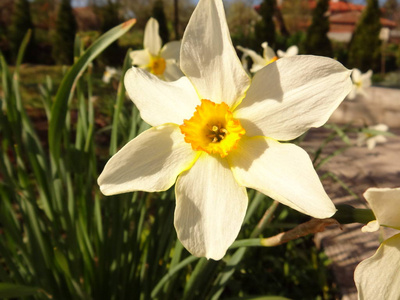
[98,0,352,260]
[357,124,389,150]
[102,66,121,84]
[237,42,278,73]
[277,45,299,58]
[355,187,400,300]
[129,18,183,81]
[347,68,372,100]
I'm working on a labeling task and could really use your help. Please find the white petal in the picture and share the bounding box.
[237,46,266,67]
[355,233,400,300]
[277,49,286,58]
[98,124,197,195]
[361,220,380,232]
[161,41,181,62]
[250,63,266,73]
[261,42,276,61]
[347,85,357,100]
[124,67,200,126]
[367,138,377,150]
[144,18,162,56]
[362,69,373,82]
[234,55,352,140]
[175,153,248,260]
[352,68,362,82]
[228,137,336,218]
[361,72,372,88]
[130,49,150,67]
[286,45,299,57]
[363,187,400,230]
[180,0,250,108]
[371,123,388,132]
[163,60,184,81]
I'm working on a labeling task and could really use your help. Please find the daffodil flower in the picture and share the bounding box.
[102,66,120,84]
[130,18,183,81]
[277,45,299,58]
[98,0,352,260]
[355,187,400,300]
[237,42,278,73]
[347,68,372,100]
[357,124,389,150]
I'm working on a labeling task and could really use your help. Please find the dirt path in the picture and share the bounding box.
[299,87,400,299]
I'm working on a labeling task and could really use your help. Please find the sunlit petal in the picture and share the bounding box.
[361,220,380,232]
[163,61,184,81]
[175,153,248,260]
[236,46,265,67]
[352,68,362,82]
[180,0,250,108]
[363,187,400,230]
[98,124,197,195]
[124,67,200,126]
[161,41,181,62]
[261,42,276,61]
[355,233,400,300]
[130,49,151,67]
[228,137,336,218]
[234,55,352,140]
[144,18,162,56]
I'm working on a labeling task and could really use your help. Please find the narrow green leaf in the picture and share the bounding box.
[49,19,136,160]
[0,283,40,297]
[151,256,199,298]
[15,30,32,74]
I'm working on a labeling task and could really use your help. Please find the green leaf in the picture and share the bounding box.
[0,283,40,297]
[49,19,136,160]
[15,29,32,75]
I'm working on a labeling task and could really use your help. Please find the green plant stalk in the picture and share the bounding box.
[49,19,136,161]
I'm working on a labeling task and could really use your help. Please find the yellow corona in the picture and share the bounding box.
[149,56,166,75]
[180,99,245,157]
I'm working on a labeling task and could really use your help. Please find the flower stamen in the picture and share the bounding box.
[180,99,245,157]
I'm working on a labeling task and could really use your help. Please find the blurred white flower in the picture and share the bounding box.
[347,68,372,100]
[277,45,299,58]
[99,0,352,260]
[237,42,278,73]
[130,18,183,81]
[102,66,121,84]
[357,124,388,150]
[355,187,400,300]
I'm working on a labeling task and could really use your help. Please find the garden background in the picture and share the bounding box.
[0,0,399,299]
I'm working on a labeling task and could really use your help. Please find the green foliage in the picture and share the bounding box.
[10,0,35,63]
[347,0,381,71]
[255,0,276,48]
[304,0,333,57]
[97,0,122,66]
[52,0,77,65]
[383,0,398,19]
[152,0,170,45]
